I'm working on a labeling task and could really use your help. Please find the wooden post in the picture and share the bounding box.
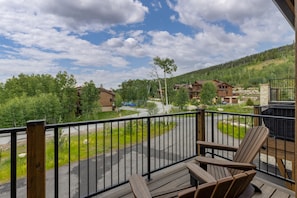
[253,105,261,127]
[27,120,46,198]
[294,0,297,195]
[192,109,206,185]
[197,109,205,156]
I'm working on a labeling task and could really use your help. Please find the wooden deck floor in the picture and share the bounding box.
[98,162,295,198]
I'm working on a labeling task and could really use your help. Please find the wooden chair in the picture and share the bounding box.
[129,165,257,198]
[129,165,218,198]
[188,126,269,196]
[185,163,257,198]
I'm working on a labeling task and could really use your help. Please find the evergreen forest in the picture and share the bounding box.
[118,44,295,104]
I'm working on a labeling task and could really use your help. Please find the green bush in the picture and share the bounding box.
[246,98,254,106]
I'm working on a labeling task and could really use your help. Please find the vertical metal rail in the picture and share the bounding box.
[123,121,126,181]
[117,121,120,183]
[195,112,198,155]
[185,114,188,159]
[87,124,90,195]
[162,117,165,166]
[136,119,138,174]
[141,119,144,175]
[95,124,98,192]
[78,125,81,197]
[147,117,151,180]
[211,113,214,158]
[54,127,59,198]
[180,115,183,159]
[110,122,113,186]
[129,120,132,177]
[174,116,179,161]
[103,124,106,189]
[68,126,71,198]
[10,132,17,198]
[171,116,174,162]
[154,117,161,168]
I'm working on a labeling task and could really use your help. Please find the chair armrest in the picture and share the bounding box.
[186,162,216,183]
[197,141,238,152]
[129,174,151,198]
[195,156,256,170]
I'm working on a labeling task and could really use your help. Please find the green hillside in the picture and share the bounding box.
[170,44,295,88]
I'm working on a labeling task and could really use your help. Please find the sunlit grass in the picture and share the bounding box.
[207,104,254,114]
[0,120,176,183]
[217,121,248,139]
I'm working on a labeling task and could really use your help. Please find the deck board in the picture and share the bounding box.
[98,162,295,198]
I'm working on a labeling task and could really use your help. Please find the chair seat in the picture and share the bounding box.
[208,164,231,179]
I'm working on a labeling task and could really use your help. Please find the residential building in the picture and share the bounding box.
[175,80,238,103]
[99,87,115,112]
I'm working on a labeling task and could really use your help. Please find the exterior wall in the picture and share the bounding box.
[217,83,233,97]
[260,84,269,106]
[99,88,115,112]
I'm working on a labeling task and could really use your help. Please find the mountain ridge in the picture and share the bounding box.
[170,44,295,88]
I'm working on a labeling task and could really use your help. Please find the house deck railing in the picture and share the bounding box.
[269,78,295,102]
[0,109,295,197]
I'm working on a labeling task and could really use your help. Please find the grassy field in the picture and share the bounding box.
[207,104,254,114]
[0,120,175,183]
[217,121,248,139]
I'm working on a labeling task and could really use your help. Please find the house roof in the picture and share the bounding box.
[99,87,115,96]
[273,0,294,29]
[193,80,233,88]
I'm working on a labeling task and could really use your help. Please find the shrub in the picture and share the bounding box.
[246,98,254,106]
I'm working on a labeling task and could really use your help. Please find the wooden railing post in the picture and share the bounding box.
[197,109,205,156]
[253,106,261,126]
[27,120,46,198]
[294,0,297,194]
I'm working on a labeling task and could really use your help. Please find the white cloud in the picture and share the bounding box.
[34,0,148,32]
[170,0,293,44]
[171,0,269,27]
[0,0,294,89]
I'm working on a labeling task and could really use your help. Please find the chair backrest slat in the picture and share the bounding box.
[211,176,233,198]
[194,181,217,198]
[230,126,268,175]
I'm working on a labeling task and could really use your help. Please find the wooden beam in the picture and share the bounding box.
[286,0,295,14]
[27,120,46,198]
[292,0,297,197]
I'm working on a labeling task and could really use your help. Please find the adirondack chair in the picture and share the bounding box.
[179,164,256,198]
[188,126,269,196]
[129,165,257,198]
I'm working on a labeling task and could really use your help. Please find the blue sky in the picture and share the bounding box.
[0,0,294,89]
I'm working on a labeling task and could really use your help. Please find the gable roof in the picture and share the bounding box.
[99,87,115,96]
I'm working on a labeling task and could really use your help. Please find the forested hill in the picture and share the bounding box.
[171,44,295,88]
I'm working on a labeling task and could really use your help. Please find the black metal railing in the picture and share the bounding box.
[0,109,296,197]
[269,78,295,102]
[0,112,198,197]
[205,109,295,188]
[0,126,26,198]
[48,112,198,197]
